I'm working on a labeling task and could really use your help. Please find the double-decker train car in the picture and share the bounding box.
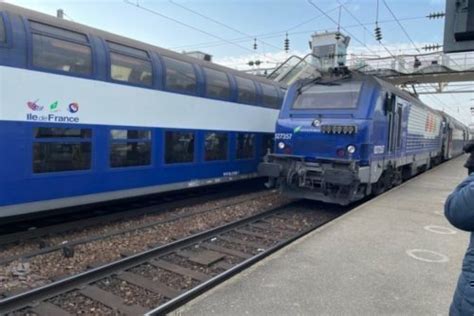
[259,70,469,205]
[0,3,285,218]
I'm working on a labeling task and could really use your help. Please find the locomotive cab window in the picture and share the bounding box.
[30,21,92,75]
[0,15,5,43]
[204,132,228,161]
[235,76,257,105]
[165,131,195,164]
[236,133,255,159]
[163,56,196,93]
[203,67,230,99]
[293,82,362,109]
[110,129,151,168]
[33,127,92,173]
[108,42,152,86]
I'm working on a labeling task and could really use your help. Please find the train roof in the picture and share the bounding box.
[0,2,284,88]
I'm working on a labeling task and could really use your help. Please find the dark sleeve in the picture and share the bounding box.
[445,174,474,231]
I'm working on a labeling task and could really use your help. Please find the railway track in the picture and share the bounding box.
[0,201,346,315]
[0,190,277,267]
[0,180,267,248]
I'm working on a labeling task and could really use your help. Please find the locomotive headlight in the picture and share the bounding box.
[347,145,356,154]
[312,119,321,127]
[278,142,285,150]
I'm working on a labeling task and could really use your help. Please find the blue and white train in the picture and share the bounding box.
[259,70,469,205]
[0,3,285,218]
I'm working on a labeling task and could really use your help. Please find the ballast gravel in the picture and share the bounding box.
[0,192,290,295]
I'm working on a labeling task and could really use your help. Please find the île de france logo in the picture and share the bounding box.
[26,99,81,123]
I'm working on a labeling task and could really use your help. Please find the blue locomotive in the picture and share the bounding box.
[259,70,469,205]
[0,3,284,218]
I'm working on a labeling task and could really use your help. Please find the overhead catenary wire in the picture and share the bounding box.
[123,0,279,62]
[168,0,281,51]
[170,15,428,51]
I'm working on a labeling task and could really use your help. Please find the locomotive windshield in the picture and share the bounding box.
[293,81,362,109]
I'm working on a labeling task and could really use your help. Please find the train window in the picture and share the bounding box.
[110,52,152,86]
[0,15,5,43]
[235,76,257,105]
[260,134,274,157]
[236,133,255,159]
[261,83,280,109]
[34,127,91,138]
[32,33,92,75]
[165,131,195,164]
[162,56,196,93]
[110,129,152,168]
[30,21,88,43]
[204,132,228,161]
[108,42,149,59]
[203,67,230,99]
[293,82,361,109]
[33,127,92,173]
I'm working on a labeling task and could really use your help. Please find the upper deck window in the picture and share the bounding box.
[162,56,196,93]
[261,83,281,109]
[30,21,92,75]
[203,67,230,99]
[108,42,152,86]
[293,82,362,110]
[0,15,6,43]
[235,76,257,105]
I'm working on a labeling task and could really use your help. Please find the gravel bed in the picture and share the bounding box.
[47,291,119,315]
[0,190,275,262]
[243,224,290,239]
[209,238,259,255]
[222,230,276,248]
[129,264,199,290]
[95,276,167,309]
[0,193,290,295]
[160,253,226,276]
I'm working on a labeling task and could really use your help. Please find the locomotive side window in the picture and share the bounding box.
[33,127,92,173]
[163,56,196,93]
[236,133,255,159]
[261,84,280,109]
[235,76,257,105]
[108,42,152,86]
[110,129,151,168]
[165,131,195,164]
[203,67,230,99]
[30,21,92,75]
[204,132,228,161]
[293,82,361,109]
[0,15,5,43]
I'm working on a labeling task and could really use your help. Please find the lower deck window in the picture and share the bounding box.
[260,134,274,157]
[205,132,228,161]
[236,133,255,159]
[165,131,195,164]
[33,127,92,173]
[110,129,151,168]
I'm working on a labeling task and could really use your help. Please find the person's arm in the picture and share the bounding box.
[445,174,474,231]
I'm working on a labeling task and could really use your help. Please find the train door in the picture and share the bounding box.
[386,95,403,155]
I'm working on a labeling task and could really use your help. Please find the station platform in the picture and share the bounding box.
[172,156,470,315]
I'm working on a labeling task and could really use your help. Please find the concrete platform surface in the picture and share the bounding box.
[172,156,470,316]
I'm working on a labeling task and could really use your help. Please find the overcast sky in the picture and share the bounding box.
[4,0,474,124]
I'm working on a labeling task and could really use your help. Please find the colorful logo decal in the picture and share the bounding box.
[49,101,59,112]
[68,102,79,113]
[27,99,44,111]
[293,126,302,133]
